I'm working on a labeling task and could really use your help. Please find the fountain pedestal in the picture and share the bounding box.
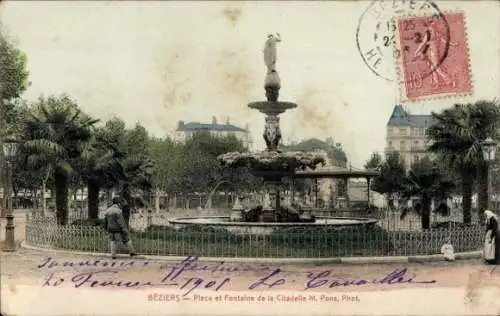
[259,193,276,222]
[260,207,276,222]
[230,197,245,222]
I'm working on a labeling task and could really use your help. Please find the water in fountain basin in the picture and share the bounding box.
[168,216,377,235]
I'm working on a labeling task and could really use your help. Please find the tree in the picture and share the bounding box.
[21,95,98,225]
[120,123,153,187]
[0,27,30,126]
[80,121,126,220]
[149,136,183,194]
[427,100,500,223]
[124,123,149,163]
[364,152,382,170]
[166,132,259,208]
[370,151,406,209]
[1,28,30,210]
[178,132,246,193]
[469,101,500,213]
[148,136,181,210]
[400,156,455,229]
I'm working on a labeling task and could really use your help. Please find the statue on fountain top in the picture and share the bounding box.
[263,33,281,74]
[263,33,282,100]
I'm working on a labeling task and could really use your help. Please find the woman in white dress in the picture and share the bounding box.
[484,210,499,265]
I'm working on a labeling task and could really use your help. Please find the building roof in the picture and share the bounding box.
[387,105,436,127]
[177,122,247,132]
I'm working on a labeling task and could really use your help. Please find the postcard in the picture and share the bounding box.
[1,1,499,315]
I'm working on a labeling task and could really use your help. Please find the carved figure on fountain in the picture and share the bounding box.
[263,116,282,152]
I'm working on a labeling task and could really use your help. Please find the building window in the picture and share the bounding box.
[414,155,420,162]
[399,128,407,135]
[400,140,406,151]
[388,141,393,148]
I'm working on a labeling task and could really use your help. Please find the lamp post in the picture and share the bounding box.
[3,136,19,252]
[481,137,497,211]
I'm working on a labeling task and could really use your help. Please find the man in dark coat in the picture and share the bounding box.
[102,197,136,259]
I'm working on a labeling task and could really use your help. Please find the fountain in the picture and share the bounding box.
[168,34,377,235]
[218,33,327,222]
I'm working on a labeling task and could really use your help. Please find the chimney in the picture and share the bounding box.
[212,116,217,125]
[245,123,249,131]
[177,120,185,131]
[226,116,230,125]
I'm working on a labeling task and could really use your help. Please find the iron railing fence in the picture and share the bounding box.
[25,213,484,258]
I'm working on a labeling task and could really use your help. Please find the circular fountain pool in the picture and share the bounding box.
[168,216,377,235]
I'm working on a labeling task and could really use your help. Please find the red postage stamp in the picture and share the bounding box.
[395,12,472,101]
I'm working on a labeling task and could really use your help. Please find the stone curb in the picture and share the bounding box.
[20,241,482,264]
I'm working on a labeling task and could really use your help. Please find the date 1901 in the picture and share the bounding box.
[42,270,231,297]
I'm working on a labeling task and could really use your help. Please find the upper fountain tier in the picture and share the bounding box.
[248,33,298,114]
[218,33,325,175]
[248,100,297,116]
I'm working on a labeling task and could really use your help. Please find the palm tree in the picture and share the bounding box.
[21,95,98,225]
[80,126,123,221]
[400,156,455,229]
[81,118,155,223]
[427,100,500,224]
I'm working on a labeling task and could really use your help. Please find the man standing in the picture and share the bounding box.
[102,197,136,259]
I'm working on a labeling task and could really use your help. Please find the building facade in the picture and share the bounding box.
[173,116,253,150]
[385,105,436,167]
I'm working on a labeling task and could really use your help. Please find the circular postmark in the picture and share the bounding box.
[356,0,450,82]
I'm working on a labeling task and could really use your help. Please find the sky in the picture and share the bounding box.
[1,0,499,168]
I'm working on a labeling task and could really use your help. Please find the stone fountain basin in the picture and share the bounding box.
[168,216,378,236]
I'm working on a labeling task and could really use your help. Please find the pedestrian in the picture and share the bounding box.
[102,197,136,259]
[484,209,499,265]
